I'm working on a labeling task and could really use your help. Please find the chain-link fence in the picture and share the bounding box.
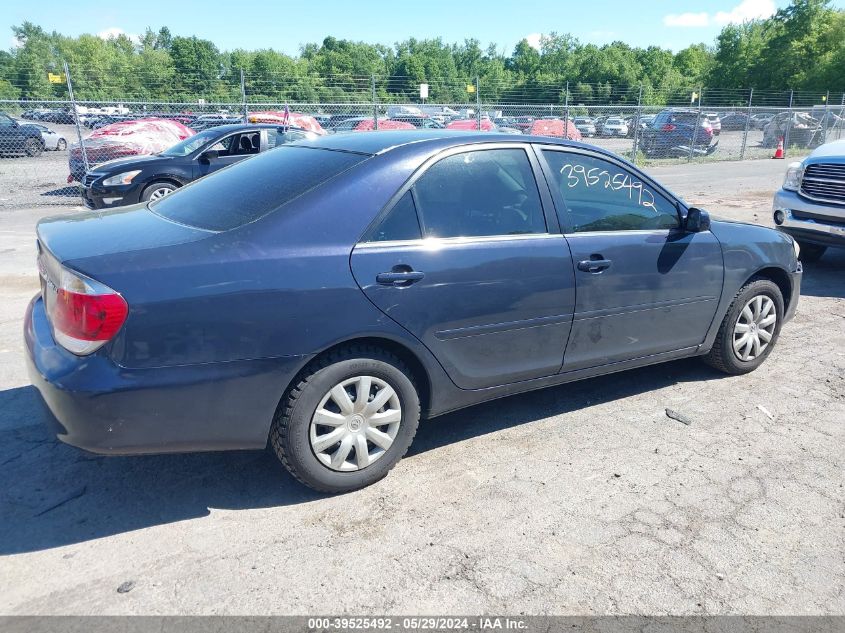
[1,70,844,210]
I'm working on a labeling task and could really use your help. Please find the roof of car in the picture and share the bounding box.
[292,129,609,158]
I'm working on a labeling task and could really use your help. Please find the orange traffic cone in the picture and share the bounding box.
[772,136,785,159]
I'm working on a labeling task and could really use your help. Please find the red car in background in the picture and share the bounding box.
[351,118,416,132]
[68,118,195,182]
[445,118,497,131]
[527,118,582,141]
[513,116,535,132]
[247,111,326,134]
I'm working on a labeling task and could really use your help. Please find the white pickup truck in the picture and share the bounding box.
[773,139,845,261]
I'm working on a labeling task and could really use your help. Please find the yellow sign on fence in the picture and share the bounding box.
[466,84,476,93]
[47,72,64,84]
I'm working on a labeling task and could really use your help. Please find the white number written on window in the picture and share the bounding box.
[560,164,656,209]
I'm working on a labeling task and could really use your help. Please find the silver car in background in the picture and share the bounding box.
[573,117,596,137]
[773,139,845,261]
[599,117,629,137]
[29,123,67,151]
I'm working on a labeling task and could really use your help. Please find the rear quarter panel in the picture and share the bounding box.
[66,148,440,370]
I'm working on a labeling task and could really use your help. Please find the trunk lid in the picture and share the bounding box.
[36,203,212,272]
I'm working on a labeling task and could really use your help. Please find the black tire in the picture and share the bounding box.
[703,278,784,375]
[270,345,421,493]
[797,242,826,263]
[141,181,178,202]
[56,138,67,151]
[24,138,43,157]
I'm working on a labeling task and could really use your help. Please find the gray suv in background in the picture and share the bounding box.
[773,139,845,261]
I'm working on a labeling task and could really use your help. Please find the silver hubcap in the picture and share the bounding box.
[733,295,776,361]
[149,186,174,200]
[309,375,402,472]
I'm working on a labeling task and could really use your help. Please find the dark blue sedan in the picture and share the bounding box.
[25,131,802,492]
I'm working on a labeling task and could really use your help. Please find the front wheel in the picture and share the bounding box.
[24,138,43,157]
[703,279,784,375]
[270,346,421,493]
[141,181,177,202]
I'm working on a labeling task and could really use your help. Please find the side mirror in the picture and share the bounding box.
[199,149,219,162]
[685,207,711,233]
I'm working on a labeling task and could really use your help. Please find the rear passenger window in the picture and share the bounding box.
[542,151,679,232]
[368,191,421,242]
[412,149,546,238]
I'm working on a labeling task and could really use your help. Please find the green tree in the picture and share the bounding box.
[169,36,222,98]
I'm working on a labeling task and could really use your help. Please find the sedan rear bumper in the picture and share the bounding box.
[24,295,311,455]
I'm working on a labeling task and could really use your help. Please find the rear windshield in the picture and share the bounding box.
[150,146,368,231]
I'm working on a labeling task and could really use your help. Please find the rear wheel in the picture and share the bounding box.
[270,346,420,493]
[24,138,43,157]
[141,181,177,202]
[797,242,826,262]
[703,279,784,375]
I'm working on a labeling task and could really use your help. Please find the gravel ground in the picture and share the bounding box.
[0,158,842,616]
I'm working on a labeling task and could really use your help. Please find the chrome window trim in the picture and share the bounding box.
[355,233,561,250]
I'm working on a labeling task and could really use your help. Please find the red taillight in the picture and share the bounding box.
[52,290,128,343]
[39,247,128,355]
[661,124,676,131]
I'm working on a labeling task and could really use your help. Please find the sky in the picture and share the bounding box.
[6,0,845,55]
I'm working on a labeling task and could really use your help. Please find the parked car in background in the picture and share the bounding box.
[80,124,318,209]
[329,117,416,132]
[704,113,722,135]
[247,111,326,134]
[39,109,76,125]
[445,118,497,131]
[598,116,629,137]
[573,117,596,137]
[773,139,845,261]
[526,118,582,140]
[640,108,717,158]
[28,123,67,151]
[719,112,750,131]
[0,112,46,156]
[21,109,51,121]
[751,113,775,129]
[26,130,801,493]
[763,112,822,149]
[512,116,535,132]
[386,105,425,118]
[68,118,195,182]
[389,115,444,129]
[322,114,366,131]
[625,115,654,138]
[91,115,136,129]
[493,117,516,128]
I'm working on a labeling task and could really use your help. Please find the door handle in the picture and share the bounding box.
[577,258,612,273]
[376,269,425,286]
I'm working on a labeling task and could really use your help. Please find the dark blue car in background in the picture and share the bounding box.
[640,108,718,159]
[25,131,801,492]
